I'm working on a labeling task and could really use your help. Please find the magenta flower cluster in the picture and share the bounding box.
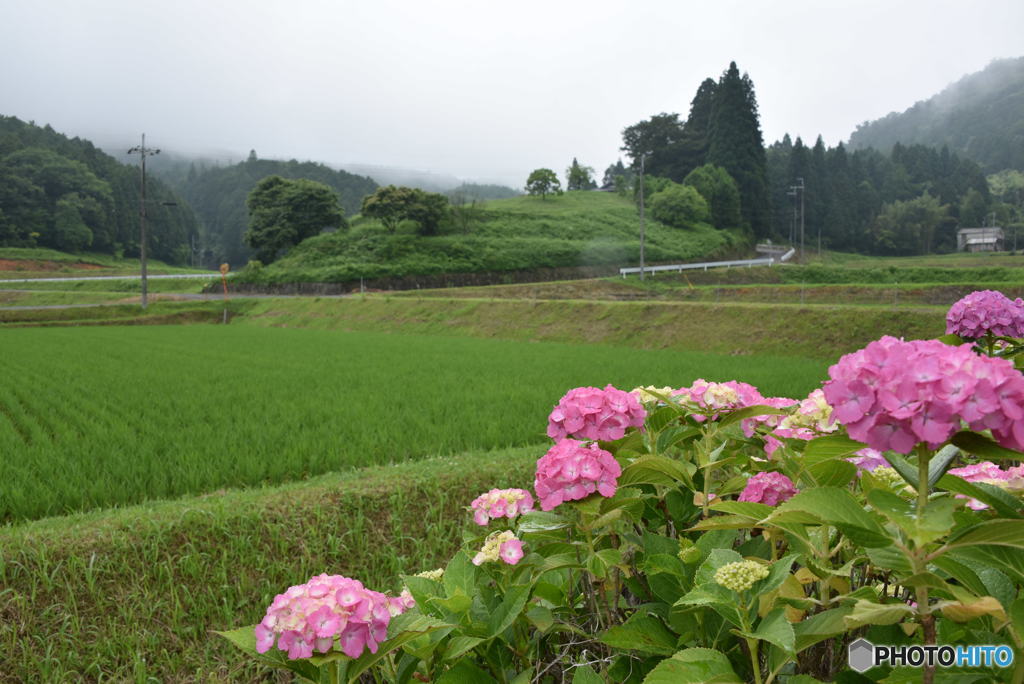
[738,471,799,506]
[470,488,534,525]
[946,290,1024,340]
[948,461,1024,510]
[254,574,412,660]
[534,439,621,511]
[823,336,1024,454]
[547,384,646,442]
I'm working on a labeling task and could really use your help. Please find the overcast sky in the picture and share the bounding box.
[2,0,1022,187]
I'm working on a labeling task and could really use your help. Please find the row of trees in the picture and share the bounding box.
[765,137,995,255]
[0,116,196,262]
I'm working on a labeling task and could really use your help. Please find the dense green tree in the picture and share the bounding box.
[869,193,946,255]
[958,188,989,227]
[601,159,634,191]
[525,168,562,199]
[683,164,741,229]
[52,194,93,252]
[245,176,345,263]
[566,158,597,190]
[648,182,710,228]
[0,116,196,261]
[405,190,449,236]
[706,62,770,237]
[676,78,718,177]
[361,185,418,233]
[620,113,686,180]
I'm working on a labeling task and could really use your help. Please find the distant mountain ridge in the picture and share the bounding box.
[848,57,1024,172]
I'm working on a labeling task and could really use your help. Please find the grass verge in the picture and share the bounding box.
[0,447,538,682]
[240,296,945,361]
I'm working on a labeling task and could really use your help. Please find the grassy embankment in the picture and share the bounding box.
[0,246,208,278]
[235,191,741,284]
[0,448,539,682]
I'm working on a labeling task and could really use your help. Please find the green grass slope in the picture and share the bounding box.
[0,447,539,682]
[237,191,742,284]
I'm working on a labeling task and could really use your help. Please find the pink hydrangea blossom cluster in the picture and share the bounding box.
[547,385,647,442]
[823,336,1024,454]
[472,530,525,565]
[846,447,890,473]
[254,574,412,660]
[470,488,534,525]
[947,461,1024,510]
[534,439,621,511]
[738,471,799,506]
[672,379,767,422]
[758,390,839,455]
[946,290,1024,340]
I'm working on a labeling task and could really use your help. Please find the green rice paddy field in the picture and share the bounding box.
[0,324,828,522]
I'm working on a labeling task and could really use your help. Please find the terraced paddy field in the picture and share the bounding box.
[0,324,829,522]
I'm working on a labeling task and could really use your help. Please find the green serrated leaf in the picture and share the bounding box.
[708,500,774,520]
[750,607,795,654]
[843,599,914,628]
[619,455,691,487]
[486,583,531,638]
[867,489,956,547]
[802,434,868,465]
[599,615,678,656]
[793,606,853,652]
[443,551,477,598]
[766,487,891,548]
[641,647,742,684]
[950,430,1024,461]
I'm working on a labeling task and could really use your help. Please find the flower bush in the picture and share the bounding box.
[222,289,1024,684]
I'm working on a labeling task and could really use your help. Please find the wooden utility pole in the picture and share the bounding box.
[639,155,646,281]
[127,134,160,308]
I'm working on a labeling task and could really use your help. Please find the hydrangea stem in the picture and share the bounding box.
[915,444,936,684]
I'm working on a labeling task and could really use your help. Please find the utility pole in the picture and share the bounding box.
[638,154,646,281]
[787,187,797,247]
[789,178,805,263]
[127,134,160,308]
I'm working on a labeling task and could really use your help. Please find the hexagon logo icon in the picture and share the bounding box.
[848,638,875,673]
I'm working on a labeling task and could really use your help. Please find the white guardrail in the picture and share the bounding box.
[619,248,795,277]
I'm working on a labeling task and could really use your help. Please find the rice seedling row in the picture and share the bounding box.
[0,324,827,521]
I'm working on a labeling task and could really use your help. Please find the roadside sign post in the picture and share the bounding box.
[220,263,229,324]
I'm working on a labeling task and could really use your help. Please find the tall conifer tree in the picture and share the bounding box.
[706,62,770,237]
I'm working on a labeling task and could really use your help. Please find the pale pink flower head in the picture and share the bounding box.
[547,385,646,442]
[254,573,411,660]
[947,461,1018,510]
[673,379,767,423]
[846,447,890,473]
[470,488,534,526]
[823,336,1024,453]
[534,439,621,511]
[738,471,798,506]
[472,530,525,566]
[499,538,524,565]
[946,290,1024,340]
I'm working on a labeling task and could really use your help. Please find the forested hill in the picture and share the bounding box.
[0,116,198,263]
[848,57,1024,172]
[167,154,377,266]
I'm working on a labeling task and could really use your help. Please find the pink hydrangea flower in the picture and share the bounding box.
[846,447,890,473]
[738,472,798,506]
[499,538,524,565]
[673,379,767,423]
[947,461,1020,510]
[470,488,534,525]
[946,290,1024,340]
[547,385,646,442]
[823,336,1024,453]
[534,439,621,511]
[254,574,410,660]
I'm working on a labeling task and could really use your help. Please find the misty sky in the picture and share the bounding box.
[2,0,1023,188]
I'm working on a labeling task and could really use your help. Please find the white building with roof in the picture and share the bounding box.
[957,227,1004,252]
